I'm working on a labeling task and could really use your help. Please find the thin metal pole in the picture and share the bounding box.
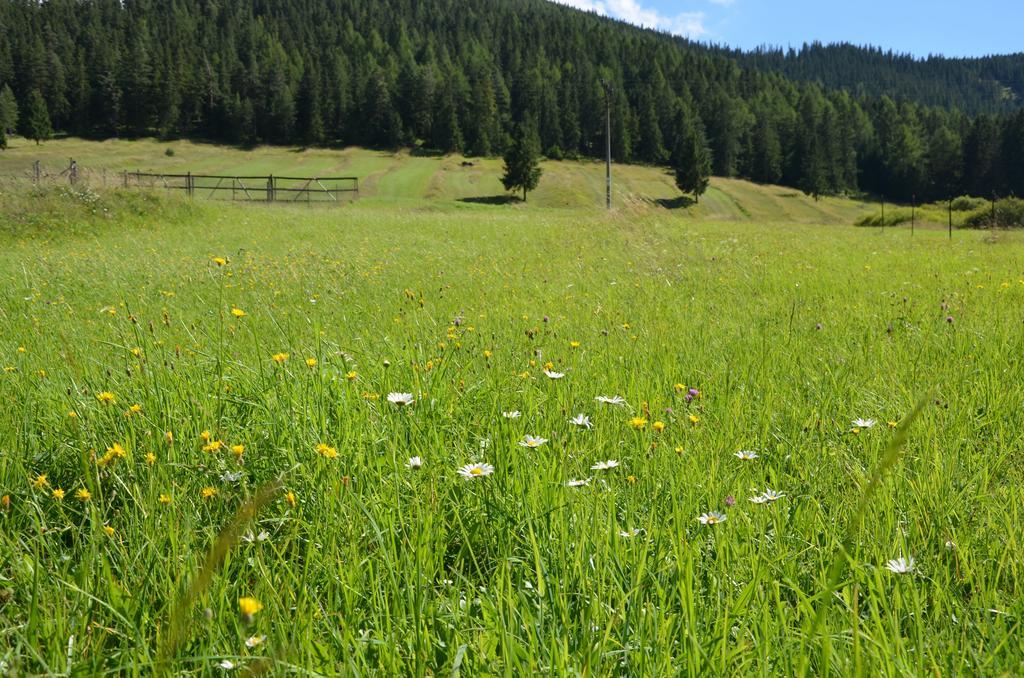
[602,81,612,210]
[948,198,953,240]
[911,194,915,236]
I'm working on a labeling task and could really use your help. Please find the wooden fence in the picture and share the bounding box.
[123,171,359,204]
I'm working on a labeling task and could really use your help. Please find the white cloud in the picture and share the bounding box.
[552,0,709,38]
[709,0,735,6]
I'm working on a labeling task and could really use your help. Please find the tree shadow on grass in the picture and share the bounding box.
[655,195,696,209]
[458,195,520,205]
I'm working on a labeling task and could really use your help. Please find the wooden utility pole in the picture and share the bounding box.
[601,80,612,210]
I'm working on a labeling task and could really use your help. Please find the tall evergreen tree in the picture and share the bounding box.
[23,88,51,145]
[0,84,17,135]
[671,112,712,202]
[501,121,543,201]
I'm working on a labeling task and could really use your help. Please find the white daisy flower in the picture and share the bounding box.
[218,660,237,670]
[519,435,548,448]
[590,459,620,471]
[761,489,785,502]
[245,635,267,648]
[852,418,877,429]
[387,392,415,406]
[698,511,727,525]
[566,478,591,487]
[569,414,593,429]
[619,528,641,538]
[749,494,770,504]
[884,556,915,574]
[595,395,626,406]
[242,530,270,543]
[406,456,423,470]
[502,410,522,419]
[734,450,758,461]
[458,462,495,479]
[543,369,565,379]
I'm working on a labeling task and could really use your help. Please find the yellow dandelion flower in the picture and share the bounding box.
[0,495,8,510]
[674,383,685,393]
[201,486,217,500]
[652,421,666,433]
[239,597,263,619]
[887,420,899,429]
[75,488,91,502]
[17,346,26,353]
[231,307,247,318]
[145,452,156,465]
[32,474,48,489]
[212,256,227,266]
[165,431,174,445]
[569,341,581,349]
[200,430,212,442]
[483,350,493,359]
[231,444,245,457]
[284,491,297,508]
[202,440,223,453]
[103,525,115,537]
[126,404,142,416]
[96,391,116,405]
[345,370,357,381]
[158,493,172,505]
[272,352,289,364]
[675,446,685,455]
[68,410,78,419]
[316,443,338,459]
[689,414,700,426]
[305,357,318,368]
[52,488,65,501]
[626,475,637,484]
[629,417,647,430]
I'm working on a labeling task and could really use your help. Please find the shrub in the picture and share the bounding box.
[165,147,175,157]
[855,208,913,227]
[950,195,984,211]
[961,197,1024,229]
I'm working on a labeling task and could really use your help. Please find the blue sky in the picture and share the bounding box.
[553,0,1024,57]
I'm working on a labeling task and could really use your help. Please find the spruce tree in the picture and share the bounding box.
[501,122,543,202]
[672,114,712,202]
[24,89,51,145]
[0,84,18,135]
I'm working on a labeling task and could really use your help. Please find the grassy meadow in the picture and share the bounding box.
[0,140,1023,675]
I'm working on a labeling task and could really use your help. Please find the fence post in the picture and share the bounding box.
[34,160,40,184]
[911,194,915,236]
[991,192,997,228]
[187,171,193,198]
[69,158,77,185]
[268,174,274,202]
[123,170,128,188]
[948,198,953,240]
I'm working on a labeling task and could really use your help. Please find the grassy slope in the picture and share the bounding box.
[0,137,878,223]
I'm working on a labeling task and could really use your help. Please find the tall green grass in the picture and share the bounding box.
[0,187,1022,674]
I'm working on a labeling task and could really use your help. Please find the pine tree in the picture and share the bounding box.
[0,84,17,135]
[24,88,51,145]
[501,121,543,201]
[672,113,712,202]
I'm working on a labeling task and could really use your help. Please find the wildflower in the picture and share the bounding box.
[202,440,223,453]
[218,660,237,670]
[68,411,78,419]
[483,350,493,359]
[543,361,554,371]
[458,462,495,479]
[569,413,592,429]
[126,404,142,416]
[887,420,899,429]
[734,450,758,461]
[96,391,116,405]
[32,474,48,489]
[103,525,115,537]
[159,493,172,505]
[884,556,915,574]
[200,430,212,442]
[345,370,358,381]
[569,341,581,349]
[852,418,877,429]
[629,416,647,430]
[619,528,641,538]
[406,456,423,470]
[519,435,548,448]
[724,494,736,506]
[626,474,637,484]
[595,395,626,406]
[305,357,318,368]
[165,431,174,445]
[272,352,289,364]
[221,471,243,484]
[761,489,785,502]
[749,494,769,504]
[245,635,267,648]
[543,369,565,379]
[231,307,247,318]
[75,488,91,502]
[316,443,338,459]
[387,392,415,406]
[502,410,522,419]
[52,488,65,501]
[284,491,297,508]
[566,478,590,487]
[698,511,727,525]
[591,459,620,471]
[675,446,684,455]
[239,597,263,621]
[145,452,156,465]
[1,495,9,509]
[652,421,665,432]
[212,257,227,267]
[130,347,143,357]
[688,414,700,425]
[201,486,217,500]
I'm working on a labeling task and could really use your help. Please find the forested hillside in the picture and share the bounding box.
[725,43,1024,115]
[1,0,1023,202]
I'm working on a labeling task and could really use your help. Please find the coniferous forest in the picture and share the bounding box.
[1,0,1023,202]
